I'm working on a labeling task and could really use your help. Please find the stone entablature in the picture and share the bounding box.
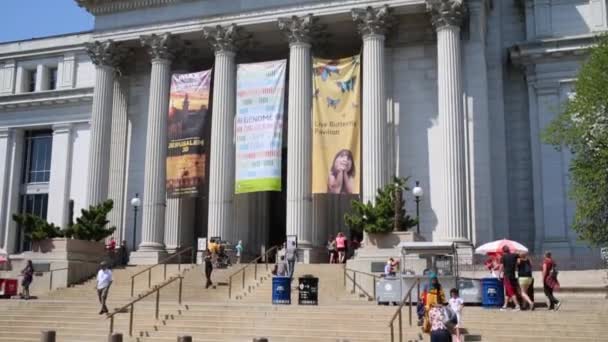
[76,0,197,14]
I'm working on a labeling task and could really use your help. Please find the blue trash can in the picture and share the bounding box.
[481,277,504,308]
[272,276,291,304]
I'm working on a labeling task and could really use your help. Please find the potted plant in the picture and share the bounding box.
[344,177,418,248]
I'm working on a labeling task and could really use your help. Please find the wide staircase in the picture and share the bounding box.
[0,260,606,341]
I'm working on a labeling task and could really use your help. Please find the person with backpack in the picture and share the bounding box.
[542,251,561,311]
[422,274,446,334]
[428,303,453,342]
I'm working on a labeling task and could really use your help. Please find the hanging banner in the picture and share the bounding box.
[312,55,361,194]
[235,59,287,194]
[166,70,212,198]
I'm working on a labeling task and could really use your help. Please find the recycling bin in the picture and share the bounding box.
[298,275,318,305]
[376,276,402,305]
[481,277,504,308]
[0,279,18,298]
[272,276,291,304]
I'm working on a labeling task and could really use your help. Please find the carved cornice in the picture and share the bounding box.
[140,33,178,61]
[0,88,94,111]
[277,14,325,45]
[509,34,596,66]
[84,40,127,68]
[75,0,195,15]
[202,24,251,53]
[351,5,396,37]
[426,0,467,29]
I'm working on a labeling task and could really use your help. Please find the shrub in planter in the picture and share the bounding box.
[344,177,417,234]
[63,200,116,242]
[12,213,63,241]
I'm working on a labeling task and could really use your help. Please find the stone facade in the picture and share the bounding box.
[0,0,606,263]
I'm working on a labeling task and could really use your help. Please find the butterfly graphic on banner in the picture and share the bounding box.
[337,76,357,93]
[315,64,339,81]
[327,97,340,109]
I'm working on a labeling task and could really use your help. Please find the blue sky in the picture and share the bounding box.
[0,0,93,43]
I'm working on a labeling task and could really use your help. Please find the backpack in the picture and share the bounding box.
[551,264,559,279]
[442,306,458,329]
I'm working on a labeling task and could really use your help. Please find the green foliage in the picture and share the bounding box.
[64,200,116,241]
[12,213,63,241]
[542,34,608,246]
[344,177,418,234]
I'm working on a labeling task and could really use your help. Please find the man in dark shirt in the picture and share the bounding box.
[501,245,521,311]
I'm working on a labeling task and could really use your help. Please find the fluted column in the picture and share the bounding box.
[85,41,122,206]
[131,33,175,263]
[352,5,394,205]
[278,15,318,249]
[107,77,129,241]
[203,25,246,242]
[428,0,469,242]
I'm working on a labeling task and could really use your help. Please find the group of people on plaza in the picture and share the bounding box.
[417,274,464,342]
[273,240,298,278]
[203,239,243,289]
[486,246,561,311]
[326,232,360,263]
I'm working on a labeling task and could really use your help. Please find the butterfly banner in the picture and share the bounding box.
[312,55,361,194]
[166,70,212,198]
[234,59,287,194]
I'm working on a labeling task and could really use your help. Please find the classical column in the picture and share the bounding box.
[47,124,74,228]
[107,76,129,241]
[0,129,12,248]
[352,5,394,205]
[2,129,24,253]
[84,41,122,206]
[203,24,244,243]
[130,33,175,264]
[428,0,469,242]
[278,15,317,250]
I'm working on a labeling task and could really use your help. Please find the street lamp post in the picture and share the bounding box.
[412,181,423,235]
[130,193,141,252]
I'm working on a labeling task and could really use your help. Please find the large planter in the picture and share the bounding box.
[363,231,425,249]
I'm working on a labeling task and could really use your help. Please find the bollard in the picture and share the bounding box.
[253,338,269,342]
[41,331,56,342]
[108,333,123,342]
[177,336,192,342]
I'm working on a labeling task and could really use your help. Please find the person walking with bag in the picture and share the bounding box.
[20,260,34,300]
[286,241,297,278]
[204,249,214,289]
[428,303,453,342]
[542,251,561,311]
[96,261,112,314]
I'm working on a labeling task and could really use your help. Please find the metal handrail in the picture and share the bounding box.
[108,275,184,337]
[227,245,279,299]
[130,246,194,296]
[343,267,379,301]
[47,267,68,291]
[388,278,421,342]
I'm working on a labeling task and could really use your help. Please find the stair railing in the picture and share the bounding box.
[388,278,421,342]
[130,247,195,297]
[343,267,379,300]
[227,245,279,299]
[108,275,184,337]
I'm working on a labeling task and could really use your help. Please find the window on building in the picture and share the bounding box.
[24,130,53,183]
[27,69,37,92]
[49,67,58,90]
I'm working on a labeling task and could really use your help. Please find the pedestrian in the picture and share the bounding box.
[96,261,112,314]
[20,260,34,300]
[542,251,561,311]
[276,255,288,276]
[203,249,213,288]
[449,288,464,342]
[384,259,395,277]
[422,273,446,334]
[106,237,116,266]
[120,240,129,266]
[428,303,452,342]
[500,245,521,311]
[517,252,534,310]
[335,232,347,263]
[349,236,360,259]
[235,240,243,264]
[327,236,336,264]
[286,241,297,278]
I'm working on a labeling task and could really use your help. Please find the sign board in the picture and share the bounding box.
[197,238,207,252]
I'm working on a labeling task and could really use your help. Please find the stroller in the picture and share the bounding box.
[214,243,232,269]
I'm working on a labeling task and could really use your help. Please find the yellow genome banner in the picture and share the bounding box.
[312,55,361,194]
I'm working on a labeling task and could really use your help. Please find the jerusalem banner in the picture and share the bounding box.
[235,59,287,194]
[312,55,361,194]
[166,70,212,198]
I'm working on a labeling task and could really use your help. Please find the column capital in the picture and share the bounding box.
[351,5,395,37]
[85,40,126,68]
[277,14,322,45]
[203,24,250,54]
[427,0,467,29]
[141,33,178,62]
